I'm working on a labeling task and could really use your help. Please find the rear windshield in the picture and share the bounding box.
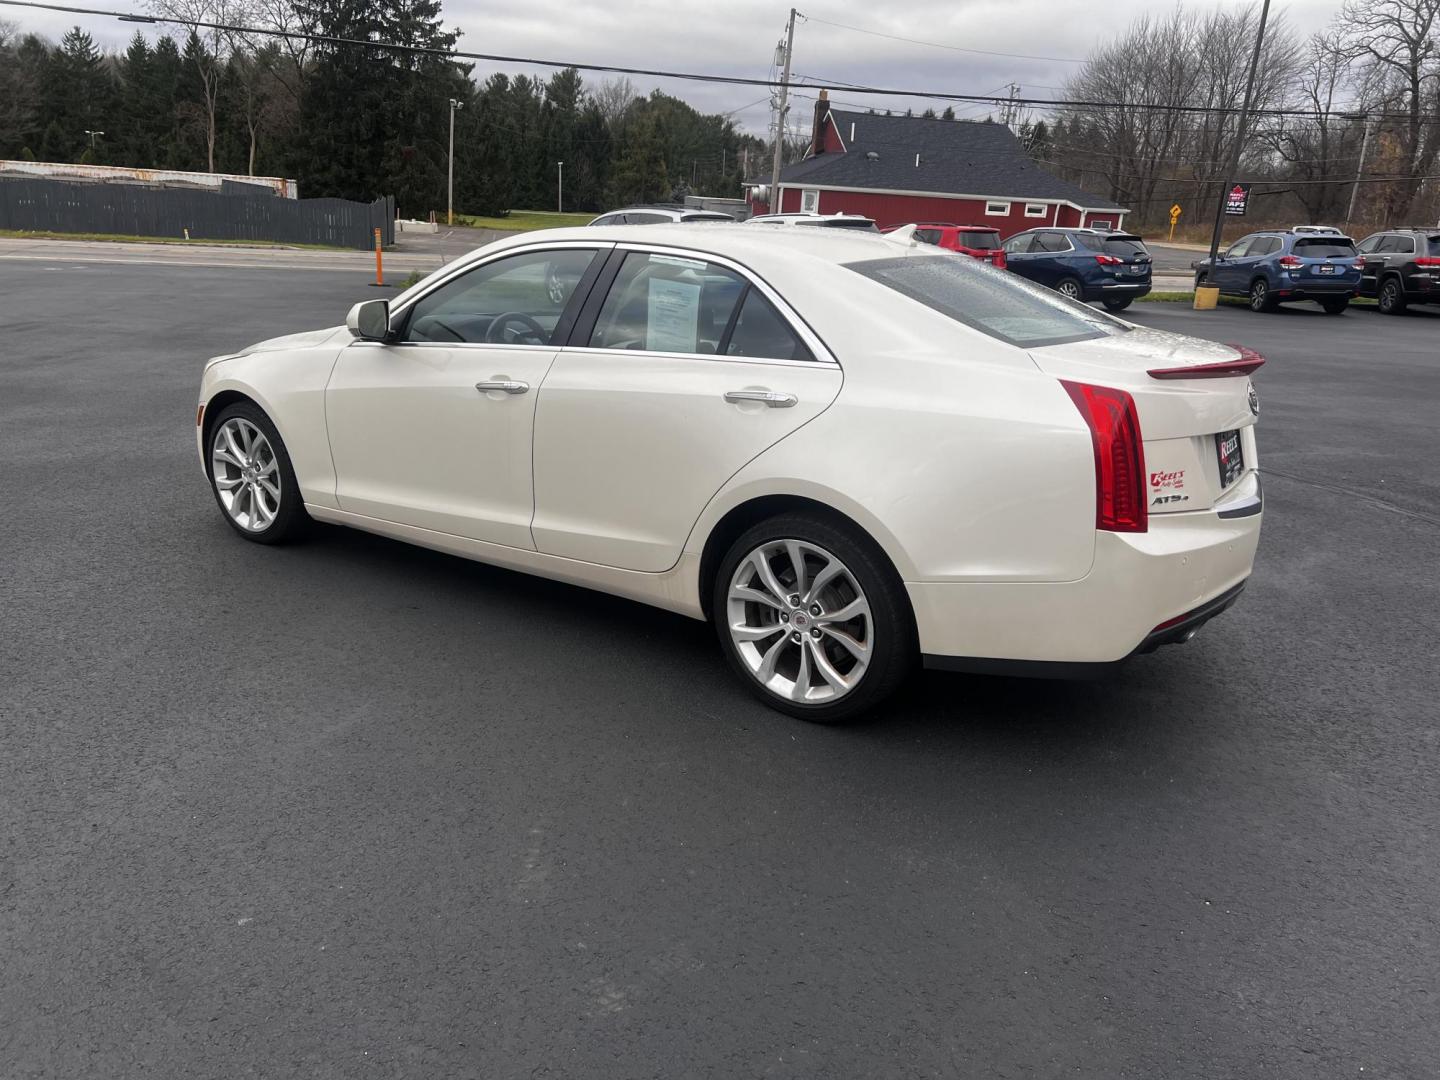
[957,230,1002,249]
[1077,233,1149,257]
[1294,238,1357,257]
[680,213,732,222]
[847,254,1126,348]
[803,218,878,231]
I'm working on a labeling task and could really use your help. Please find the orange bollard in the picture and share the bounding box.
[373,227,385,287]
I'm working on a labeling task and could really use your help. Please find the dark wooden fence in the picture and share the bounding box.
[0,178,395,250]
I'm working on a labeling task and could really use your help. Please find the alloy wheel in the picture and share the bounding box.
[1380,281,1401,314]
[211,417,281,532]
[726,539,872,704]
[1250,280,1268,311]
[1058,280,1081,299]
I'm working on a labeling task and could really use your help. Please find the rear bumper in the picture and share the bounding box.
[910,471,1262,672]
[1087,281,1151,300]
[1276,283,1358,299]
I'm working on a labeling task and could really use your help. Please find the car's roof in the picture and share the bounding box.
[460,222,905,269]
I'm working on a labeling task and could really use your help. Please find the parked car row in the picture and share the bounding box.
[1191,225,1440,315]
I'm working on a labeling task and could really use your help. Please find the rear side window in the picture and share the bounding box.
[1427,237,1440,256]
[624,212,668,224]
[914,228,942,245]
[847,254,1126,348]
[957,230,1002,249]
[1034,233,1072,253]
[724,290,814,362]
[590,253,746,353]
[1294,238,1357,257]
[1248,237,1282,257]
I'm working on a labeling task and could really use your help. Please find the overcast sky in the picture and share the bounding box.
[10,0,1348,134]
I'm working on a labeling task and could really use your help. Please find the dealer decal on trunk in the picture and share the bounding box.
[1150,469,1189,506]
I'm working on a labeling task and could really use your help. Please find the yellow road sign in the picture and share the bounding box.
[1169,203,1183,219]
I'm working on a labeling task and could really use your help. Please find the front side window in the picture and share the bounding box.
[1035,232,1073,253]
[1004,233,1036,254]
[1224,238,1254,259]
[847,254,1126,349]
[400,248,598,344]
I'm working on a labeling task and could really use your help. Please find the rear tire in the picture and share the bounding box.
[1320,297,1349,315]
[712,512,915,724]
[206,400,309,544]
[1103,296,1134,311]
[1249,278,1277,312]
[1378,277,1408,315]
[1055,277,1084,301]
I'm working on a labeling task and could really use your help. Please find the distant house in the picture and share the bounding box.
[746,91,1127,236]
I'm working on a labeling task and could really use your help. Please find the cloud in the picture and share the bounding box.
[13,0,1347,134]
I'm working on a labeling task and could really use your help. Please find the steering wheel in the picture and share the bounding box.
[485,312,548,345]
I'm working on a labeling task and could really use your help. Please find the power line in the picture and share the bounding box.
[8,0,1440,124]
[797,12,1087,64]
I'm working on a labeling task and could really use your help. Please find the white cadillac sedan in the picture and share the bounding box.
[197,224,1263,722]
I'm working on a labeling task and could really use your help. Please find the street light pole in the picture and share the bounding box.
[1205,0,1271,269]
[84,129,104,150]
[557,161,563,213]
[1345,114,1373,226]
[447,98,462,226]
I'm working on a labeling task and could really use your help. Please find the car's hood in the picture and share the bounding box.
[239,325,349,355]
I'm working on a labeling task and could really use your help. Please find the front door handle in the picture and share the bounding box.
[476,380,529,395]
[724,389,797,408]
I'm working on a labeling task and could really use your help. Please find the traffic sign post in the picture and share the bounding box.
[1168,203,1182,241]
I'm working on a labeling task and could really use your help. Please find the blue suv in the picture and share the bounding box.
[1192,227,1362,313]
[1001,228,1153,310]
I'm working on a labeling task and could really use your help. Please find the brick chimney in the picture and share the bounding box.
[812,89,831,155]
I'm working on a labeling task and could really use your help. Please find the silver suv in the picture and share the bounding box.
[588,206,735,225]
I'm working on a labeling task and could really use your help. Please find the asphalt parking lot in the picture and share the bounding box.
[3,256,1437,1079]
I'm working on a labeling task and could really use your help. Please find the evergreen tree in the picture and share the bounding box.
[40,27,113,162]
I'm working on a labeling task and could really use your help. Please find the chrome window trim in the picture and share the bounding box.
[558,345,837,370]
[348,340,558,353]
[598,241,840,367]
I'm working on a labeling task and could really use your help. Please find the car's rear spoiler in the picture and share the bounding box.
[1148,344,1266,380]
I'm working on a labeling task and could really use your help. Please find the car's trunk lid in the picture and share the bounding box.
[1029,326,1258,514]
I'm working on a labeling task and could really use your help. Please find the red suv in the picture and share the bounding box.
[908,223,1007,269]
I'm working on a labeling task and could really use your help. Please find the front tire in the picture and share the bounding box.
[1320,297,1349,315]
[1103,296,1134,311]
[713,513,915,723]
[206,401,309,544]
[1378,277,1408,315]
[1249,278,1277,312]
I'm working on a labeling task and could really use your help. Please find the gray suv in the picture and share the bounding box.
[1354,228,1440,314]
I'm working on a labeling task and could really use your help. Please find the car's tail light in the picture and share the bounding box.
[1354,255,1366,269]
[1094,254,1123,266]
[1278,255,1303,268]
[1061,380,1148,533]
[1415,257,1440,267]
[1148,344,1266,380]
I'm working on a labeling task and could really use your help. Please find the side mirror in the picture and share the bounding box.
[346,299,391,341]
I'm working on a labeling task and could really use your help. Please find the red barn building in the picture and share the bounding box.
[747,93,1127,236]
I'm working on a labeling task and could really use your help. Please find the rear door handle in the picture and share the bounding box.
[724,390,797,408]
[476,380,529,395]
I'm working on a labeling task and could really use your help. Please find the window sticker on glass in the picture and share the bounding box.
[647,277,702,352]
[647,254,708,270]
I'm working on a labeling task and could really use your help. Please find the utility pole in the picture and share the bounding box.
[1206,0,1271,270]
[769,7,796,214]
[447,98,462,226]
[557,161,564,213]
[1001,84,1021,127]
[1345,114,1373,225]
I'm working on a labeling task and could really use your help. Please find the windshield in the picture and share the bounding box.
[1078,233,1149,258]
[957,230,1002,249]
[1294,238,1357,257]
[847,254,1127,348]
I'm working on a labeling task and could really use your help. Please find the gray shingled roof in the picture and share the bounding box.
[754,109,1125,211]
